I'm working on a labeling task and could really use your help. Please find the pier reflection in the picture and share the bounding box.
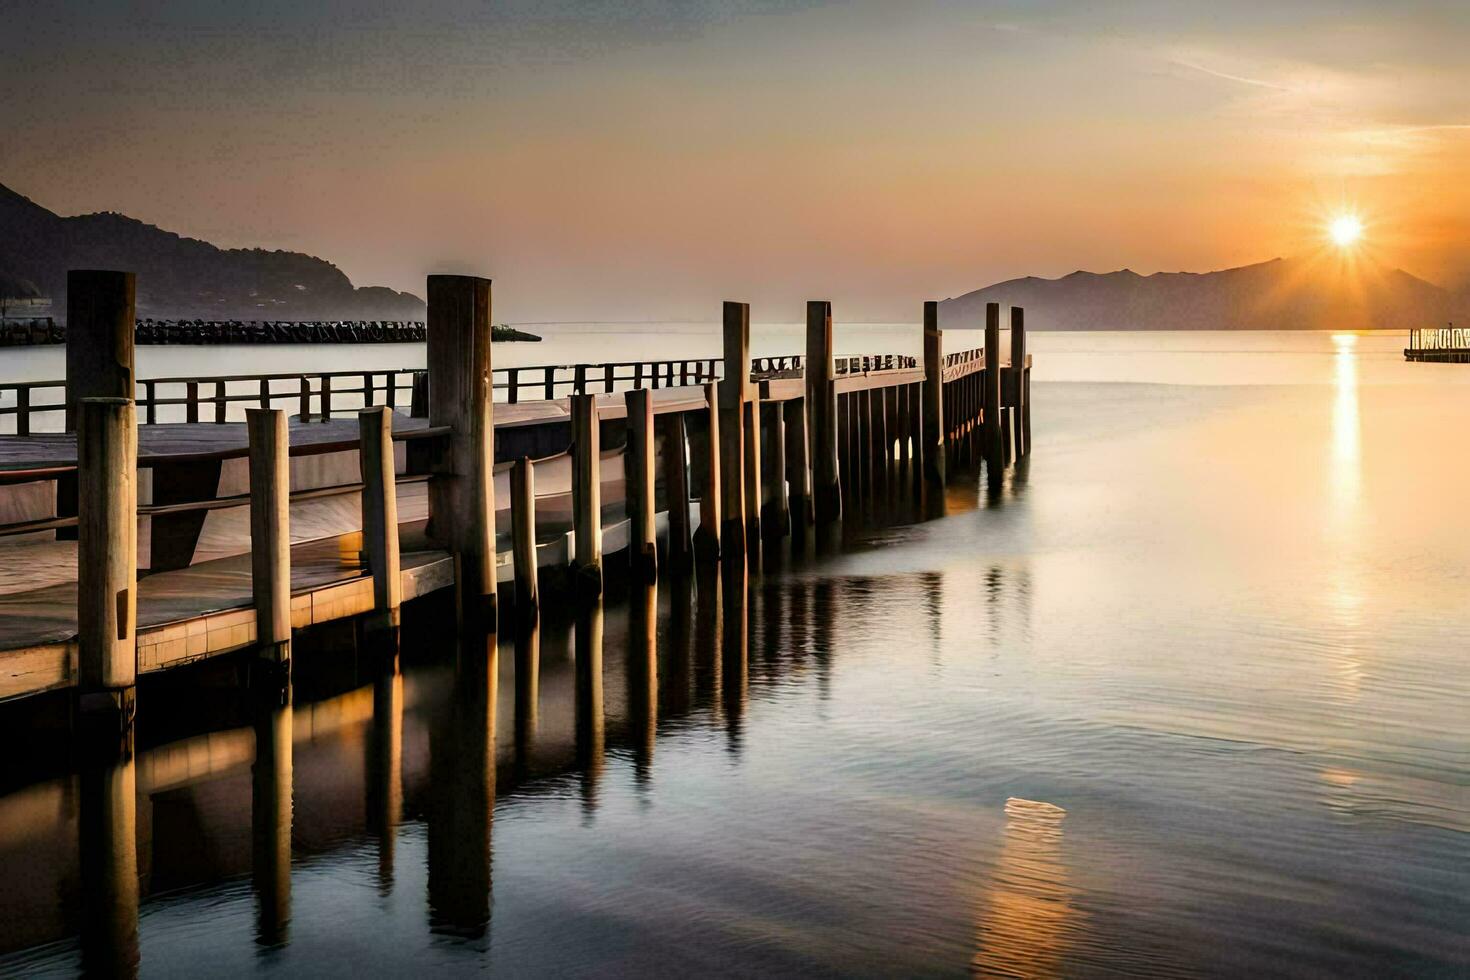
[251,688,293,950]
[78,745,139,978]
[574,605,605,818]
[627,583,658,787]
[366,652,402,894]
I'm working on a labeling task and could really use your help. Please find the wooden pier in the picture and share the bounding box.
[1404,326,1470,362]
[0,269,1033,731]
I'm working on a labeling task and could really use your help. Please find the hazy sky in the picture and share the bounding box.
[3,0,1467,320]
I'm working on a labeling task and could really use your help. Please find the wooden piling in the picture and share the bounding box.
[76,397,137,721]
[693,382,721,563]
[247,409,290,662]
[426,274,496,627]
[783,397,813,533]
[922,302,945,485]
[65,271,136,432]
[660,412,694,571]
[1010,305,1028,457]
[570,392,602,593]
[358,407,402,631]
[510,457,538,619]
[806,301,841,523]
[744,397,763,550]
[718,302,749,560]
[759,401,789,540]
[984,302,1002,468]
[625,387,658,579]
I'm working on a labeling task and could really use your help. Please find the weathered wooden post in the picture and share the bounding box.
[570,393,602,593]
[718,303,749,560]
[1011,305,1028,457]
[759,401,788,540]
[77,397,137,729]
[65,271,136,432]
[247,409,291,664]
[984,302,1003,470]
[693,382,721,562]
[661,412,694,571]
[922,302,945,485]
[743,398,763,551]
[783,397,813,534]
[426,274,496,627]
[510,457,538,620]
[359,406,401,632]
[806,300,840,523]
[625,387,658,580]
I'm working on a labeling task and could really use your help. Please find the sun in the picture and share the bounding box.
[1328,214,1363,248]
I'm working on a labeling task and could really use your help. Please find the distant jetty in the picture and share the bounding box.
[0,317,540,346]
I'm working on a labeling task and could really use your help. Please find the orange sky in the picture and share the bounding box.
[3,1,1467,320]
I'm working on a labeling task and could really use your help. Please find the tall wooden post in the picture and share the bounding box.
[718,302,748,560]
[359,406,401,632]
[625,387,658,580]
[759,401,788,540]
[693,382,721,562]
[660,412,694,571]
[743,397,763,550]
[77,397,137,727]
[984,302,1003,468]
[510,457,538,620]
[806,300,840,523]
[783,398,813,534]
[66,271,136,432]
[922,302,945,485]
[247,409,290,663]
[427,275,496,627]
[1010,305,1028,457]
[570,393,602,593]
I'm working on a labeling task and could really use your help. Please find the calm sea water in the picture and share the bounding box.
[0,329,1465,976]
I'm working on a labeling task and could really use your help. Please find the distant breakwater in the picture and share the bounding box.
[0,318,540,346]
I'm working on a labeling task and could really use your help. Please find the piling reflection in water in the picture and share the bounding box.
[721,561,750,753]
[251,688,292,951]
[367,652,402,895]
[573,605,604,818]
[78,745,139,979]
[427,630,496,939]
[513,623,540,777]
[627,583,658,787]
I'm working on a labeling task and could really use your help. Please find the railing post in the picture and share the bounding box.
[661,411,694,571]
[426,274,497,627]
[143,381,156,425]
[16,385,30,436]
[321,375,333,421]
[543,365,555,401]
[984,302,1002,469]
[247,409,290,665]
[573,364,587,395]
[410,372,428,418]
[510,457,538,621]
[719,302,749,562]
[358,406,401,632]
[362,372,374,408]
[1011,305,1028,457]
[806,300,840,523]
[186,381,199,424]
[260,377,271,410]
[506,367,520,404]
[693,381,722,563]
[214,380,226,423]
[783,396,812,535]
[570,393,602,593]
[299,377,310,420]
[65,270,135,433]
[922,301,945,485]
[624,387,658,580]
[77,396,137,732]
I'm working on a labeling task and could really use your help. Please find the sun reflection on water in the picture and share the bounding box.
[972,798,1077,977]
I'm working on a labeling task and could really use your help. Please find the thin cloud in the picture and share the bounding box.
[1171,57,1290,91]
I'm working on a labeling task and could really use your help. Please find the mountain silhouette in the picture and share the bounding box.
[0,182,424,319]
[940,257,1463,331]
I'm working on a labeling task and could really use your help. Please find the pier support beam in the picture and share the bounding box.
[743,398,763,551]
[922,302,945,486]
[65,271,136,432]
[759,400,788,541]
[247,408,291,665]
[693,382,721,563]
[359,407,401,633]
[1011,306,1028,457]
[426,274,496,628]
[77,396,137,732]
[718,302,749,561]
[625,387,658,580]
[570,393,603,594]
[660,412,694,572]
[783,397,813,535]
[984,302,1003,469]
[806,301,841,523]
[510,458,538,621]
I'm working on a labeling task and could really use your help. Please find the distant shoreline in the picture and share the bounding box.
[0,318,541,347]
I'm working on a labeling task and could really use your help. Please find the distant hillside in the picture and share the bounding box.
[0,182,425,320]
[940,257,1465,331]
